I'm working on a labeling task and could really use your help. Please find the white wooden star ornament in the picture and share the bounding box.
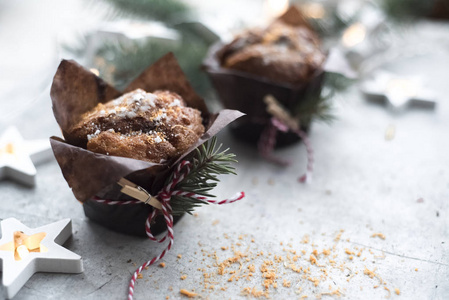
[0,126,53,186]
[361,72,437,112]
[0,218,83,299]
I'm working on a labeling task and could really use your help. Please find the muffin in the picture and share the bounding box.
[50,54,243,236]
[204,6,326,146]
[220,20,325,85]
[68,89,204,163]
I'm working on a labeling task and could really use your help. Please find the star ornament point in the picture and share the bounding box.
[0,126,52,186]
[361,72,437,112]
[0,218,83,299]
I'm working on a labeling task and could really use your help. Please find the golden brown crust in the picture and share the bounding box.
[221,20,325,84]
[68,89,204,163]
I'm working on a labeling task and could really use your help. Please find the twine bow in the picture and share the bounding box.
[92,160,245,300]
[258,95,314,183]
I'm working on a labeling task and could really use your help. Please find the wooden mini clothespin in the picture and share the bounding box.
[264,95,300,131]
[117,178,162,210]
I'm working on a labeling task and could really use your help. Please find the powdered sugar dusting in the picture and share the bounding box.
[154,135,162,143]
[87,129,101,141]
[169,99,181,107]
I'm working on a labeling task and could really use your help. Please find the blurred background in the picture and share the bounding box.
[0,0,448,128]
[0,0,449,137]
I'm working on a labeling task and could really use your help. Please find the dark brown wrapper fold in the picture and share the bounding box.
[50,53,244,236]
[202,6,326,147]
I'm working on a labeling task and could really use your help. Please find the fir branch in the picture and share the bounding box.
[168,137,238,216]
[103,0,190,23]
[380,0,435,21]
[93,36,211,94]
[292,72,354,124]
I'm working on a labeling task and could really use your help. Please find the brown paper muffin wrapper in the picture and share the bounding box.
[203,6,326,147]
[50,53,244,236]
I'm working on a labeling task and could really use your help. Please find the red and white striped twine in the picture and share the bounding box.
[258,117,314,183]
[92,160,245,300]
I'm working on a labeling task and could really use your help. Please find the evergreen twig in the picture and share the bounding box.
[104,0,190,23]
[168,137,238,216]
[293,72,354,124]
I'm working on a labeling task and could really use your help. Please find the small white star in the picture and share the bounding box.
[361,72,437,112]
[0,218,83,299]
[0,126,52,186]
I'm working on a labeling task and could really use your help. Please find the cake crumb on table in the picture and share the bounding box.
[364,267,377,279]
[283,279,291,287]
[180,289,198,298]
[181,275,187,280]
[384,286,391,298]
[159,262,166,268]
[371,233,386,240]
[394,288,400,295]
[177,254,182,259]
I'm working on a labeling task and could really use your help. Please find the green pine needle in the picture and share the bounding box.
[104,0,190,23]
[292,72,353,125]
[380,0,435,21]
[168,137,238,216]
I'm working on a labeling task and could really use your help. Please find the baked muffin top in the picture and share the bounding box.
[68,89,204,163]
[220,20,326,84]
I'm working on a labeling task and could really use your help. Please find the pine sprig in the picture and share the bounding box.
[104,0,190,23]
[168,137,238,216]
[380,0,435,21]
[292,72,353,125]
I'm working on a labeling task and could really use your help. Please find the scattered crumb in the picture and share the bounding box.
[159,262,166,268]
[364,267,377,279]
[415,268,418,272]
[242,287,268,298]
[371,233,386,240]
[384,286,391,298]
[334,230,344,242]
[193,213,199,217]
[181,275,187,280]
[180,289,198,298]
[345,249,355,255]
[395,288,400,295]
[212,220,220,226]
[221,246,229,251]
[177,254,182,259]
[137,273,143,279]
[385,124,396,141]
